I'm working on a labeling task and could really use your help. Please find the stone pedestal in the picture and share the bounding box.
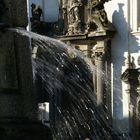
[0,0,52,139]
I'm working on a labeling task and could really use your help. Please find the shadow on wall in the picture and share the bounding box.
[112,3,127,129]
[112,2,140,133]
[112,3,140,66]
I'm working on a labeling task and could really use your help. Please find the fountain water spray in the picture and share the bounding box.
[7,27,126,140]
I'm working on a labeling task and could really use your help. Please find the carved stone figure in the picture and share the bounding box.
[61,0,112,35]
[87,0,110,32]
[67,0,83,35]
[68,0,82,23]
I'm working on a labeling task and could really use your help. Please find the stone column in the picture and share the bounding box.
[94,41,106,106]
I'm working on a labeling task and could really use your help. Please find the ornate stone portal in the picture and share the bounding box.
[57,0,115,128]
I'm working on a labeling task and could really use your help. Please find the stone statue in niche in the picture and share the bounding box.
[68,0,81,23]
[87,0,110,32]
[67,0,83,35]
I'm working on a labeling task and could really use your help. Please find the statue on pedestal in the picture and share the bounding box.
[67,0,83,35]
[68,0,82,24]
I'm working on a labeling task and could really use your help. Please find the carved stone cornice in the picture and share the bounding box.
[121,69,139,86]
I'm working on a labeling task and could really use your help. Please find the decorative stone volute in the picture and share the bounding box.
[87,0,109,31]
[121,69,139,86]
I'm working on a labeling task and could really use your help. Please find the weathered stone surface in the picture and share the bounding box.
[0,122,52,140]
[0,78,18,119]
[0,32,18,88]
[0,32,37,120]
[0,32,18,118]
[0,0,52,139]
[3,0,28,27]
[13,34,38,120]
[11,0,28,27]
[0,94,19,117]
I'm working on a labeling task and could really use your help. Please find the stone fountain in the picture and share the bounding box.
[0,0,117,139]
[29,0,116,139]
[0,0,52,139]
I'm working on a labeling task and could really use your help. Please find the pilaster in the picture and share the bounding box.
[94,41,106,106]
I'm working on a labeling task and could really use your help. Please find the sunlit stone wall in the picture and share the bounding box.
[105,0,140,136]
